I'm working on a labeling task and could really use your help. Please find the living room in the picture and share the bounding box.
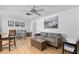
[0,5,79,54]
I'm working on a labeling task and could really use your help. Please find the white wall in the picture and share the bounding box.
[0,15,1,32]
[0,7,79,38]
[76,7,79,38]
[29,7,79,38]
[1,14,28,38]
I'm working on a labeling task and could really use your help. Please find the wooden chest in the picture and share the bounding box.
[31,39,47,51]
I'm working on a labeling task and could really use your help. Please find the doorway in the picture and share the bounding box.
[32,22,37,37]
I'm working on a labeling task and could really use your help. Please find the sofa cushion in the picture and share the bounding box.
[41,32,47,37]
[35,36,43,39]
[44,37,56,44]
[47,33,60,38]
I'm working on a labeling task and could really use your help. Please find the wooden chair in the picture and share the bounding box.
[1,30,16,51]
[8,30,16,51]
[0,34,2,51]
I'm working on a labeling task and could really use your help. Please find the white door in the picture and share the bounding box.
[32,22,37,37]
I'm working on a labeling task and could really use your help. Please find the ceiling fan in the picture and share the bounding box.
[22,6,44,16]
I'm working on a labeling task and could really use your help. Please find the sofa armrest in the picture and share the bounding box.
[56,36,62,39]
[55,35,62,47]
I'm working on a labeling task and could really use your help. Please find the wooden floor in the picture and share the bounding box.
[0,37,62,54]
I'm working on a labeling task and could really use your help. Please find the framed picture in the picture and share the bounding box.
[8,21,14,26]
[15,21,20,27]
[21,22,25,27]
[44,16,58,29]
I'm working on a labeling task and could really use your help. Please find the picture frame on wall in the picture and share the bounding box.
[21,22,25,27]
[15,21,20,27]
[44,16,58,29]
[8,21,14,26]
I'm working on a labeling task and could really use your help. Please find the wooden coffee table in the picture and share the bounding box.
[31,39,47,51]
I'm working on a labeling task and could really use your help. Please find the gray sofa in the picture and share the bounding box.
[35,32,63,49]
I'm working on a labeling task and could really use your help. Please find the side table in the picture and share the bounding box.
[62,38,77,54]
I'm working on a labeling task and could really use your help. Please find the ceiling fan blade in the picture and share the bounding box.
[34,12,41,16]
[21,10,30,12]
[37,8,44,12]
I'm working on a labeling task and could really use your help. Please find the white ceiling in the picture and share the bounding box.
[0,5,79,21]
